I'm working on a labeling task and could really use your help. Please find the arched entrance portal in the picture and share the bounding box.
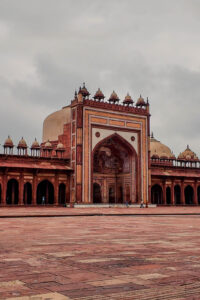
[59,183,66,205]
[185,185,193,205]
[23,182,32,205]
[166,187,171,205]
[151,184,163,205]
[37,180,54,205]
[174,185,181,205]
[93,183,102,203]
[92,133,137,204]
[6,179,19,205]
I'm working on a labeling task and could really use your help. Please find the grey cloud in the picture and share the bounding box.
[0,0,200,156]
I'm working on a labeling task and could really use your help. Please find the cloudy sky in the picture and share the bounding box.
[0,0,200,156]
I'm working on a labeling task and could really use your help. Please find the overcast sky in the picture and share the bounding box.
[0,0,200,157]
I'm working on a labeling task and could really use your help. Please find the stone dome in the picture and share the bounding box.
[108,91,119,103]
[123,93,134,106]
[4,136,13,147]
[44,140,53,149]
[150,134,175,159]
[93,88,105,101]
[56,142,65,150]
[18,137,27,148]
[178,145,199,161]
[136,94,146,107]
[31,138,40,149]
[79,83,90,98]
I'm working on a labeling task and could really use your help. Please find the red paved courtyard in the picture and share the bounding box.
[1,208,200,299]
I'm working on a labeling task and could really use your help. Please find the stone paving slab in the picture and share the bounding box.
[1,206,200,218]
[1,214,200,299]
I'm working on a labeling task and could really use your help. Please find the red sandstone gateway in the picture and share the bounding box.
[0,84,199,206]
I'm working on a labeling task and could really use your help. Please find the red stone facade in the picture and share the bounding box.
[0,84,199,206]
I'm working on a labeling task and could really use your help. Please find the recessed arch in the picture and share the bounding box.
[92,132,138,204]
[59,183,66,205]
[151,184,163,205]
[174,185,181,205]
[23,182,32,205]
[37,180,54,205]
[6,179,19,205]
[166,187,171,205]
[185,185,194,205]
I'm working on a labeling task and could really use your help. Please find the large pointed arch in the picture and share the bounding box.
[91,132,139,204]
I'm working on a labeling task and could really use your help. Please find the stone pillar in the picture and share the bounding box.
[19,174,24,205]
[2,173,7,206]
[181,181,185,205]
[194,181,198,205]
[54,174,59,206]
[32,174,37,206]
[162,181,166,205]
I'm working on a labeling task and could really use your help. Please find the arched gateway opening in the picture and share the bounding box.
[23,182,32,205]
[59,183,66,205]
[37,180,54,205]
[92,133,137,204]
[93,183,102,203]
[174,185,181,205]
[6,179,19,205]
[151,184,163,205]
[185,185,193,205]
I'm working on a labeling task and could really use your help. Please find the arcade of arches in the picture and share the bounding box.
[151,183,200,205]
[92,134,138,204]
[0,175,70,206]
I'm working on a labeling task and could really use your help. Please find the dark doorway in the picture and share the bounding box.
[59,183,66,205]
[37,180,54,205]
[109,186,115,203]
[23,182,32,205]
[151,184,163,205]
[198,186,200,205]
[185,185,194,205]
[6,179,19,205]
[118,186,123,203]
[166,187,171,205]
[93,183,102,203]
[125,186,130,204]
[174,185,181,205]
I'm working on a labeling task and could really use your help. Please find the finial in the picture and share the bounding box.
[187,144,189,149]
[83,82,85,88]
[151,132,154,138]
[147,97,149,104]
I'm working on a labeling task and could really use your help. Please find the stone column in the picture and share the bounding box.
[194,181,198,205]
[181,181,185,205]
[19,174,24,205]
[162,181,166,205]
[2,173,7,206]
[54,174,59,206]
[32,173,37,206]
[171,181,175,205]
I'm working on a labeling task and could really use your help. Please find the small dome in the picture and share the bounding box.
[136,94,146,107]
[31,138,40,149]
[44,140,53,149]
[4,136,13,147]
[123,93,134,105]
[56,142,65,150]
[178,145,198,161]
[79,83,90,98]
[18,137,27,148]
[93,88,105,101]
[108,91,119,103]
[150,134,175,159]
